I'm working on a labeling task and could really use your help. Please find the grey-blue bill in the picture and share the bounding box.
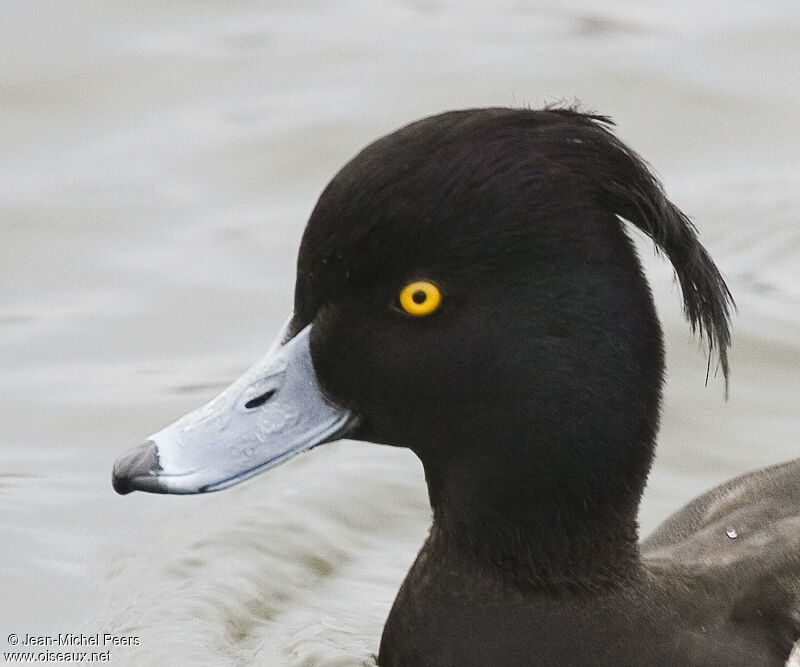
[112,319,353,494]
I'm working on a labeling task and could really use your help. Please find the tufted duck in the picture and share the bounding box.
[113,108,800,666]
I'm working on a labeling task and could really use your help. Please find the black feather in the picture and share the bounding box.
[546,109,735,393]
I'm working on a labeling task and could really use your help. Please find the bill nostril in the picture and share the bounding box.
[244,389,276,409]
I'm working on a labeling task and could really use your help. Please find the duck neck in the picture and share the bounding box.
[422,446,645,593]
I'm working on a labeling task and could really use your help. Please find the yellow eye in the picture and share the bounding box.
[399,280,441,317]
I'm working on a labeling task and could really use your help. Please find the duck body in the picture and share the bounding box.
[112,107,800,665]
[381,460,800,666]
[381,553,784,666]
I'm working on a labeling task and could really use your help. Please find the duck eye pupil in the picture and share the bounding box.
[412,290,427,304]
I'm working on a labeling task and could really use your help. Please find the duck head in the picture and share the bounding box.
[113,108,732,560]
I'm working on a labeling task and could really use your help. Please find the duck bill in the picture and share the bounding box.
[112,319,352,495]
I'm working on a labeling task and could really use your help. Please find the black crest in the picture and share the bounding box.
[545,107,735,391]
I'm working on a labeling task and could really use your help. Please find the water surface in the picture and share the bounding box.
[2,2,798,664]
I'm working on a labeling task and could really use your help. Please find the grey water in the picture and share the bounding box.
[2,1,798,664]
